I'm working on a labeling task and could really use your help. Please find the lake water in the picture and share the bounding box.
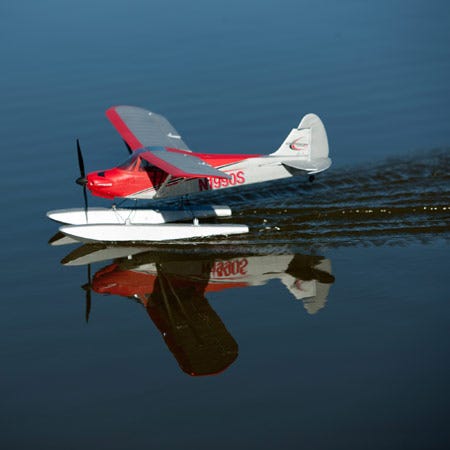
[1,1,449,449]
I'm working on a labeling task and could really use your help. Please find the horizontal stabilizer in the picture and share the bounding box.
[140,147,231,179]
[282,157,331,174]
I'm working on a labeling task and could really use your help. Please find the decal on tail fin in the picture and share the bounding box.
[271,113,331,174]
[271,113,329,160]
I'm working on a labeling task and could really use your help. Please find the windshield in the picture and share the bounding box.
[117,154,139,170]
[117,153,157,172]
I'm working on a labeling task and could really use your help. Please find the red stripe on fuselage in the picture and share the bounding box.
[106,107,143,150]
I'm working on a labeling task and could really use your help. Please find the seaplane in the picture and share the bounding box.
[47,105,331,243]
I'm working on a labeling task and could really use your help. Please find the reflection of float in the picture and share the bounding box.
[63,245,334,376]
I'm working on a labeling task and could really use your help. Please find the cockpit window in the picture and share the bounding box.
[118,153,156,172]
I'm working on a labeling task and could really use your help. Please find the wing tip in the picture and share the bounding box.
[105,106,144,151]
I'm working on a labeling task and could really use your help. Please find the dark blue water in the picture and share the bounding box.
[1,1,449,449]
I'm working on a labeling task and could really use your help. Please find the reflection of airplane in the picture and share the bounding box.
[63,246,334,375]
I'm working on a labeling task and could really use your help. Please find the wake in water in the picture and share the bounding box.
[155,149,449,251]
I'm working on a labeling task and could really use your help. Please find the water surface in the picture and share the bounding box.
[1,1,449,449]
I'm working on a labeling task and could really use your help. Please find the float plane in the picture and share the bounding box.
[47,106,331,243]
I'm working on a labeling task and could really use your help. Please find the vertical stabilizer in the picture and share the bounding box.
[271,113,329,160]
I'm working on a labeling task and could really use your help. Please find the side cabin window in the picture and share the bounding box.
[140,160,167,187]
[137,158,153,172]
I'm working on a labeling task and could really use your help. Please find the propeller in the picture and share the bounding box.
[75,139,88,221]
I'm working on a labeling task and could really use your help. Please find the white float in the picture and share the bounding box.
[47,205,232,225]
[59,223,249,243]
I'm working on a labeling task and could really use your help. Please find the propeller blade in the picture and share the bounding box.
[76,139,85,178]
[75,139,89,222]
[76,139,87,185]
[83,185,88,223]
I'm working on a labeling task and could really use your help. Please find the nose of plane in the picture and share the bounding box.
[86,172,114,198]
[87,175,112,188]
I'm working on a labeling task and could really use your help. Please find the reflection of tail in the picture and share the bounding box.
[281,256,334,314]
[271,113,331,174]
[300,260,333,315]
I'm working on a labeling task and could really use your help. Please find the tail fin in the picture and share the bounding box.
[271,113,329,159]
